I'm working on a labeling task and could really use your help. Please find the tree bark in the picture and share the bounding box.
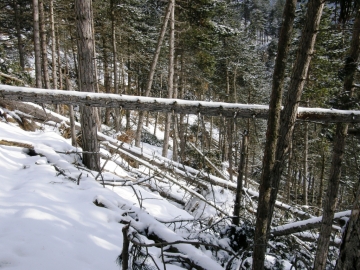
[111,0,120,132]
[233,131,248,226]
[56,26,63,91]
[103,36,111,126]
[335,183,360,270]
[50,0,59,113]
[303,112,309,205]
[313,8,360,270]
[50,0,57,90]
[13,0,25,71]
[39,0,50,89]
[317,147,325,211]
[75,0,100,171]
[32,0,42,88]
[162,0,175,157]
[252,0,297,268]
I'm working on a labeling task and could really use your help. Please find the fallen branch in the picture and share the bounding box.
[0,139,34,149]
[188,142,228,180]
[0,72,27,85]
[270,210,351,237]
[102,141,228,216]
[293,232,341,247]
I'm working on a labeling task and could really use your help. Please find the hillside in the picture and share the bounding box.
[1,101,348,270]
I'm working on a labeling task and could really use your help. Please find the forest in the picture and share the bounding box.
[0,0,359,269]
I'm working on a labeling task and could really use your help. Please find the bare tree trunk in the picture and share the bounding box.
[89,0,101,130]
[111,0,120,132]
[335,182,360,270]
[162,0,175,157]
[13,0,25,71]
[56,26,63,91]
[252,0,297,267]
[233,131,248,226]
[50,0,57,89]
[49,0,59,113]
[233,65,238,103]
[313,9,360,270]
[286,139,293,203]
[172,54,179,161]
[103,37,111,126]
[303,108,309,205]
[227,119,234,181]
[317,147,325,211]
[32,0,42,88]
[39,0,50,89]
[135,0,174,147]
[64,45,77,147]
[75,0,100,171]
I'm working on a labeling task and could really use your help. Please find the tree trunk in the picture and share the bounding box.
[64,46,77,147]
[13,0,25,71]
[303,111,309,205]
[50,0,59,113]
[313,8,360,270]
[269,0,323,224]
[286,139,293,203]
[162,0,175,157]
[172,54,179,161]
[252,0,297,268]
[317,147,325,211]
[50,0,57,90]
[103,37,111,126]
[111,0,120,132]
[227,119,234,181]
[56,26,63,91]
[233,131,248,226]
[75,0,100,171]
[90,0,101,130]
[39,0,50,89]
[135,0,174,147]
[335,182,360,270]
[32,0,42,88]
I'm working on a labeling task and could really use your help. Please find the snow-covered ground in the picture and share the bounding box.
[0,115,216,269]
[0,102,333,270]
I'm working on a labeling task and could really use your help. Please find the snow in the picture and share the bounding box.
[0,100,347,270]
[0,120,222,269]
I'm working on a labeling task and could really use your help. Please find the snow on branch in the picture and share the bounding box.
[1,84,360,122]
[270,210,351,237]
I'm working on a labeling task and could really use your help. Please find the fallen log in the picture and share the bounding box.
[293,232,341,247]
[270,210,351,237]
[2,84,360,122]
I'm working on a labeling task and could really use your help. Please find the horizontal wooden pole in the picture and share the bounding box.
[1,84,360,123]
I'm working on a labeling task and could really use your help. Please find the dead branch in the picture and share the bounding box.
[270,210,351,237]
[0,139,34,149]
[0,73,27,85]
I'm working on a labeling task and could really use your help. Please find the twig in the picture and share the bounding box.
[76,172,82,185]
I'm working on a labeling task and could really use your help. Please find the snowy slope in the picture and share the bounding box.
[0,119,217,270]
